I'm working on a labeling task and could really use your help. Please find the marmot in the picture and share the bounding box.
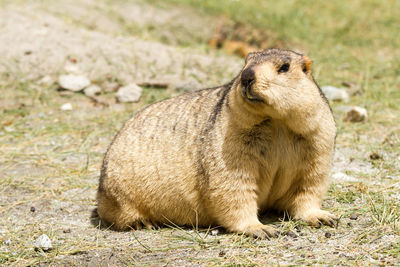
[97,48,337,238]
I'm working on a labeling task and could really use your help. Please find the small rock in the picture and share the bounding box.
[285,230,298,238]
[350,214,358,220]
[63,229,71,234]
[218,250,226,257]
[30,206,36,212]
[347,222,353,227]
[58,75,90,92]
[34,234,52,251]
[321,86,349,102]
[84,85,101,97]
[116,84,142,103]
[211,229,219,236]
[369,152,382,160]
[343,106,368,122]
[324,232,332,238]
[60,103,73,111]
[3,239,11,245]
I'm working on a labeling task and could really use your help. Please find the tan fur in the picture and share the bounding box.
[97,49,337,238]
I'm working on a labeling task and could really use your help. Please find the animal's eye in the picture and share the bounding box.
[302,65,308,73]
[278,63,290,73]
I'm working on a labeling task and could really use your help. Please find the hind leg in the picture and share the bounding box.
[97,190,154,230]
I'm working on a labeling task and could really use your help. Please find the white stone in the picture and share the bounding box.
[211,229,219,236]
[116,83,142,103]
[60,103,73,111]
[84,85,101,97]
[343,106,368,122]
[58,75,90,92]
[321,86,349,102]
[34,234,52,251]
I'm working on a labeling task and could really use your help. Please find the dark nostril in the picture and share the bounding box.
[241,67,255,88]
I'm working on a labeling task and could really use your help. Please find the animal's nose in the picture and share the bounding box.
[241,67,255,88]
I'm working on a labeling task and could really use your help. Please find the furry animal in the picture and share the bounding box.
[97,48,337,238]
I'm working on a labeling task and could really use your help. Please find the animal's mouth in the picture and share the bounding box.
[241,84,264,103]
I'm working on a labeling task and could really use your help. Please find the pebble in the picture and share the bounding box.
[285,230,298,238]
[324,232,332,238]
[83,85,101,97]
[369,152,382,160]
[343,106,368,122]
[30,206,36,212]
[63,229,71,234]
[116,84,142,103]
[34,234,52,251]
[321,86,349,102]
[350,213,358,220]
[60,103,73,111]
[3,239,11,245]
[58,74,91,92]
[211,229,219,236]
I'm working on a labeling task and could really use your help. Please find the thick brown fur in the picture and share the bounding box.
[97,48,337,238]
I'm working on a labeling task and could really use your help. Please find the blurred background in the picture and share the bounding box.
[1,0,399,265]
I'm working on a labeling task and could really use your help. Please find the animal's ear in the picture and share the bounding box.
[245,52,256,63]
[302,56,312,74]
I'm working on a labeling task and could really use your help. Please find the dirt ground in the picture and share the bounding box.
[1,0,399,266]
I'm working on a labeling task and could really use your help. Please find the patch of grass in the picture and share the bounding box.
[367,192,400,229]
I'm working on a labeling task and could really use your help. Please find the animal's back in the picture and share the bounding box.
[98,85,229,228]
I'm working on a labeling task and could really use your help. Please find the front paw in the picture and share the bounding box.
[294,209,337,227]
[238,224,279,239]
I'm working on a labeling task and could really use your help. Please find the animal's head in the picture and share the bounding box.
[235,48,329,123]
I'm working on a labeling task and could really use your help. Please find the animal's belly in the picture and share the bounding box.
[257,164,300,211]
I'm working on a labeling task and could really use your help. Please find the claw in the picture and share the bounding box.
[241,224,278,240]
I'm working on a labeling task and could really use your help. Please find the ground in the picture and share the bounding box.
[0,0,399,266]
